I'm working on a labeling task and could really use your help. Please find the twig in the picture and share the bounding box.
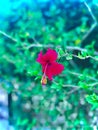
[32,37,41,45]
[66,46,98,55]
[0,29,98,62]
[89,82,98,87]
[53,79,80,95]
[26,44,54,49]
[2,55,15,64]
[81,1,97,43]
[67,71,98,82]
[1,29,98,62]
[52,80,78,88]
[72,54,98,61]
[69,60,78,69]
[81,23,97,43]
[0,30,17,42]
[59,51,98,61]
[84,1,97,24]
[59,71,98,82]
[67,87,80,95]
[0,29,98,56]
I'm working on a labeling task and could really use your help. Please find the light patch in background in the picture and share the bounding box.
[0,0,31,18]
[0,0,50,18]
[0,0,11,17]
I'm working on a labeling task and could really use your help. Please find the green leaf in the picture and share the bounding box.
[21,119,29,126]
[86,94,98,110]
[78,53,85,59]
[81,51,88,57]
[66,54,72,60]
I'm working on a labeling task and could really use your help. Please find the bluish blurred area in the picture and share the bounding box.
[0,0,51,19]
[0,0,31,18]
[0,0,97,19]
[0,0,11,16]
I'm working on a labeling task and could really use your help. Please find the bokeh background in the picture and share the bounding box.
[0,0,98,130]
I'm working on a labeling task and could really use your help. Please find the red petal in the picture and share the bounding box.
[36,51,46,65]
[46,62,64,80]
[43,48,58,62]
[36,48,58,65]
[36,51,43,62]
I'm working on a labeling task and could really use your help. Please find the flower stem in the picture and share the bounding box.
[41,63,48,85]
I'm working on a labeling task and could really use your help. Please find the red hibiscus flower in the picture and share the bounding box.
[36,48,64,85]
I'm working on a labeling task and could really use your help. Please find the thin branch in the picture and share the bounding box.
[89,82,98,87]
[2,55,15,64]
[67,71,98,82]
[0,30,17,42]
[89,55,98,61]
[0,29,98,56]
[81,1,97,43]
[72,54,98,61]
[66,46,98,55]
[26,44,54,49]
[69,60,78,69]
[52,80,78,88]
[81,23,97,43]
[0,29,98,62]
[59,51,98,61]
[32,37,41,45]
[67,87,80,95]
[84,1,97,24]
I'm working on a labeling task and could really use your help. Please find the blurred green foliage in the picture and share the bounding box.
[0,0,98,129]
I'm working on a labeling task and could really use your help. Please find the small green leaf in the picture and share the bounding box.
[21,119,29,126]
[78,53,84,59]
[66,54,72,60]
[86,94,98,110]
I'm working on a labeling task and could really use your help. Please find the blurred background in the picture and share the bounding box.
[0,0,98,130]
